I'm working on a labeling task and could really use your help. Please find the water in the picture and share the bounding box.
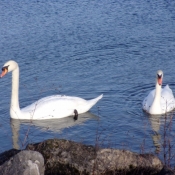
[0,0,175,165]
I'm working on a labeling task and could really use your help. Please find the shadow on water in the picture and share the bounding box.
[10,112,99,150]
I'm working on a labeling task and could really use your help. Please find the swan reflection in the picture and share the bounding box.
[148,112,174,154]
[148,114,162,154]
[10,112,99,150]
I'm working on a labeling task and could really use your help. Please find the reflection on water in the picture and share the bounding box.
[10,112,99,150]
[148,111,175,159]
[148,114,162,154]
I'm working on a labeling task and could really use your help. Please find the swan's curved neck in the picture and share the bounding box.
[11,67,20,111]
[154,82,161,102]
[149,81,162,114]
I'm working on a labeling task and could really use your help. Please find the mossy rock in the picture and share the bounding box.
[26,139,96,175]
[26,139,163,175]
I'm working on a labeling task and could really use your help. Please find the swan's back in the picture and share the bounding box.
[21,94,102,119]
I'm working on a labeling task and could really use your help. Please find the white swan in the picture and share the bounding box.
[0,60,103,120]
[142,70,175,115]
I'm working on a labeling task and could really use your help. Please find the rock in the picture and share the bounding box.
[95,149,163,174]
[158,166,175,175]
[0,150,45,175]
[0,149,20,166]
[26,139,163,175]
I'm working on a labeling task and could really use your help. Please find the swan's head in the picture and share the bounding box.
[156,70,163,86]
[0,60,18,78]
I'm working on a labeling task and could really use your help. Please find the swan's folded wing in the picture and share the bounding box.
[142,89,155,112]
[160,85,175,112]
[21,95,87,119]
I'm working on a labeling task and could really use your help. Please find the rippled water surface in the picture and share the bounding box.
[0,0,175,165]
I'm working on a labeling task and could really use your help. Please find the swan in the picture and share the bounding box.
[142,70,175,115]
[0,60,103,120]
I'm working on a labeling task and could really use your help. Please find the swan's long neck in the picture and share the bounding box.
[149,81,162,114]
[11,67,20,111]
[154,82,162,103]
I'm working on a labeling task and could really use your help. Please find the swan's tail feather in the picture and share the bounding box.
[87,94,103,108]
[78,94,103,114]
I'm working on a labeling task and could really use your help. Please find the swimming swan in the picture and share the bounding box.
[142,70,175,115]
[0,60,103,120]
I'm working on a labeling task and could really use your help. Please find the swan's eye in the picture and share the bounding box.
[2,65,9,72]
[157,74,162,79]
[0,65,9,78]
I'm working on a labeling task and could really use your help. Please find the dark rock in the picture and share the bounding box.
[158,166,175,175]
[0,149,20,166]
[26,139,163,175]
[0,150,45,175]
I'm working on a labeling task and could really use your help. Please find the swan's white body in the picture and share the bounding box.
[143,85,175,114]
[1,60,103,120]
[142,70,175,115]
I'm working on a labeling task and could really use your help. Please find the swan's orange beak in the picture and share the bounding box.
[157,77,162,85]
[0,67,8,78]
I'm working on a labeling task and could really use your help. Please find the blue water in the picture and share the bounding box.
[0,0,175,166]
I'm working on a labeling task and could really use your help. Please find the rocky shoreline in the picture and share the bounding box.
[0,139,173,175]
